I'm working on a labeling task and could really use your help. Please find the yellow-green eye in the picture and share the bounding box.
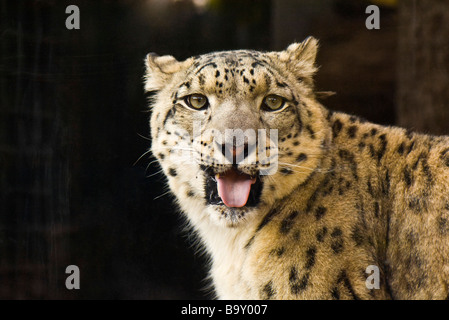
[186,94,209,110]
[262,95,285,111]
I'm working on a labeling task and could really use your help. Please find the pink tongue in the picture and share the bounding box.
[217,170,256,208]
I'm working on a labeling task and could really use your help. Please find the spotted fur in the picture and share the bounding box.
[144,37,449,299]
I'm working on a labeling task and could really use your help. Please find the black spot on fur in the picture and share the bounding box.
[377,134,388,162]
[280,211,300,234]
[437,216,449,235]
[215,70,220,78]
[374,201,380,218]
[276,81,287,88]
[397,142,405,155]
[305,247,317,270]
[316,227,327,242]
[331,227,342,238]
[404,166,412,187]
[315,206,327,220]
[181,81,191,89]
[338,149,353,162]
[198,74,205,86]
[358,142,366,150]
[195,62,218,74]
[289,267,309,294]
[347,125,358,138]
[275,247,286,256]
[367,179,374,196]
[186,190,195,197]
[289,267,298,283]
[168,168,177,177]
[337,270,360,300]
[263,73,272,87]
[331,287,340,300]
[382,170,390,195]
[158,153,165,160]
[351,226,364,246]
[297,153,307,162]
[332,120,343,138]
[306,188,319,212]
[261,281,275,299]
[244,236,255,249]
[306,125,315,139]
[406,141,415,155]
[408,196,426,212]
[280,167,293,175]
[331,228,344,254]
[163,107,176,126]
[420,156,433,184]
[269,247,286,257]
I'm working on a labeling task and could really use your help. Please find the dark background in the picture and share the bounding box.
[0,0,447,299]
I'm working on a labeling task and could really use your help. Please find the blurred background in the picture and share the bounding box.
[0,0,448,299]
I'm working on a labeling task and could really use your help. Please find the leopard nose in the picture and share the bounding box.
[217,142,249,164]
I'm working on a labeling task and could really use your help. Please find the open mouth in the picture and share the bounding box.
[203,166,263,208]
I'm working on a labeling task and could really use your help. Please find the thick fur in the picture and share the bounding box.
[144,37,449,299]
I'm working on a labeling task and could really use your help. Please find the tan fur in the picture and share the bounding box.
[144,37,449,299]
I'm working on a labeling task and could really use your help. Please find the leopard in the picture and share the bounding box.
[143,37,449,299]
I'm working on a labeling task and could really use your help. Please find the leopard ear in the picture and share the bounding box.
[144,53,193,92]
[278,37,319,80]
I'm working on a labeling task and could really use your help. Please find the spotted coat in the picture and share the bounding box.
[144,37,449,299]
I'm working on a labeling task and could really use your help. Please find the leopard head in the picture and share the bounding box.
[144,37,330,227]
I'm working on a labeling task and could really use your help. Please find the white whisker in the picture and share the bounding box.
[277,161,315,171]
[133,149,153,166]
[146,166,165,178]
[153,190,172,200]
[136,132,152,141]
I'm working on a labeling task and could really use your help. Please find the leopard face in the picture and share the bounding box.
[145,38,330,227]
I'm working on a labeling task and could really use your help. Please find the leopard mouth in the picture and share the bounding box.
[203,166,263,208]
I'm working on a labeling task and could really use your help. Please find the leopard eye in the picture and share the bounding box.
[262,95,285,111]
[185,94,209,110]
